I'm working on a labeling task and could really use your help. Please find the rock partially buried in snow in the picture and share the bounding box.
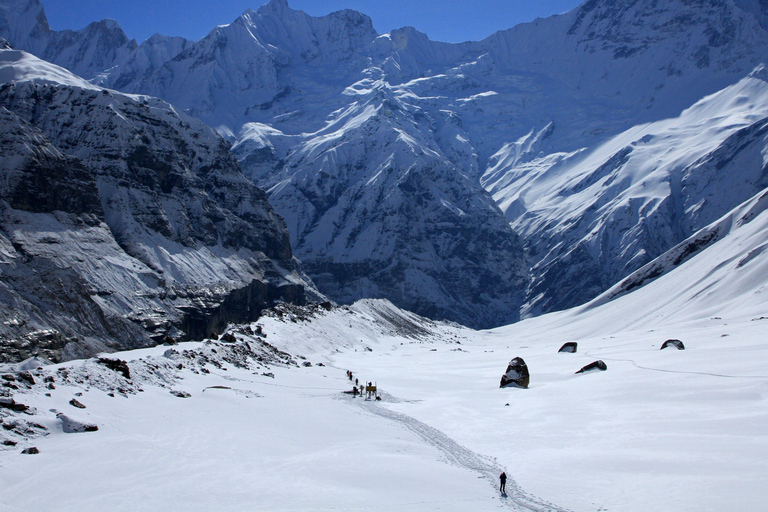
[661,339,685,350]
[21,447,39,454]
[558,342,578,353]
[57,413,98,433]
[576,360,607,374]
[500,357,530,389]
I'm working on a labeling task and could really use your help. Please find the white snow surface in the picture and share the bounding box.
[2,189,767,511]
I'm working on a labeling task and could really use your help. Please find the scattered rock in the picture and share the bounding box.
[170,390,191,398]
[17,372,35,386]
[320,301,333,311]
[97,358,131,379]
[302,361,312,367]
[69,398,86,409]
[576,360,607,374]
[262,372,274,378]
[21,447,39,455]
[558,342,578,353]
[661,339,685,350]
[3,440,17,446]
[1,374,15,382]
[500,357,530,389]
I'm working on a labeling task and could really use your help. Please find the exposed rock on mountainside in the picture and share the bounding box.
[0,48,313,363]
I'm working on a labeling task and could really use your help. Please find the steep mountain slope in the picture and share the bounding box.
[260,81,529,328]
[483,69,768,316]
[0,47,312,363]
[0,0,136,79]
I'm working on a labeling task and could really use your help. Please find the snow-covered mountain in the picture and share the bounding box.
[0,0,136,79]
[484,68,768,316]
[0,47,314,363]
[4,0,768,327]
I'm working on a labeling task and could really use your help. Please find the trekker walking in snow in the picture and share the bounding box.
[499,472,507,494]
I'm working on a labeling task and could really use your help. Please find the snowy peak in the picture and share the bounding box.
[240,0,377,63]
[0,0,136,79]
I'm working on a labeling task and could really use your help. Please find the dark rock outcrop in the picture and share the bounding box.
[500,357,530,389]
[575,360,607,374]
[558,342,578,353]
[97,358,131,379]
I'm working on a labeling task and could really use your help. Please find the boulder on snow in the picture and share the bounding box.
[661,339,685,350]
[69,398,86,409]
[575,360,607,374]
[57,413,98,433]
[97,358,131,379]
[220,333,237,343]
[500,357,530,389]
[0,397,29,412]
[558,342,578,353]
[21,447,39,454]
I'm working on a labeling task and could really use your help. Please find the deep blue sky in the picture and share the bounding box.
[42,0,584,44]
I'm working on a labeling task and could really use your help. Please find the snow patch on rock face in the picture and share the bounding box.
[0,48,314,362]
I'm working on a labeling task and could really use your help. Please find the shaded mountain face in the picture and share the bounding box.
[4,0,768,327]
[0,48,312,362]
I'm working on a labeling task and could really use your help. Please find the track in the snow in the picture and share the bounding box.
[355,399,571,512]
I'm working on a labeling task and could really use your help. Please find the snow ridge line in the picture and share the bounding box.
[357,400,570,512]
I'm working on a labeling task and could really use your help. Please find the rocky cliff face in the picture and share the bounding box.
[0,48,313,362]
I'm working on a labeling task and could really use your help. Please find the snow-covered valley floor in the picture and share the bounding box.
[1,299,767,512]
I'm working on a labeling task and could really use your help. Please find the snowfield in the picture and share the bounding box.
[1,290,766,511]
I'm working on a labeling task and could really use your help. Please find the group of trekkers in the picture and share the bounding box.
[345,370,379,400]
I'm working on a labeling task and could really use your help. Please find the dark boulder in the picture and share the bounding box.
[69,398,86,409]
[97,358,131,379]
[500,357,530,389]
[21,447,39,454]
[558,342,578,353]
[661,339,685,350]
[576,360,607,374]
[0,397,29,412]
[220,333,237,343]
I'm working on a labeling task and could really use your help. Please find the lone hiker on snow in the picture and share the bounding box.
[499,472,507,494]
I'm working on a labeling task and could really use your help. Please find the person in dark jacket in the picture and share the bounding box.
[499,472,507,494]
